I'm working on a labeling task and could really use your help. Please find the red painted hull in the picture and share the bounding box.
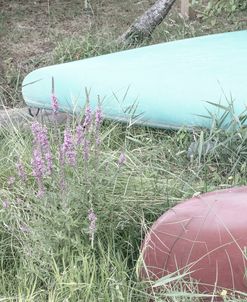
[141,186,247,295]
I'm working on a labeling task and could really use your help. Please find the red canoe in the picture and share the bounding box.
[141,186,247,295]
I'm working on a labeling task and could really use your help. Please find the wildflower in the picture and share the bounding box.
[58,147,66,190]
[16,198,22,204]
[83,104,92,130]
[31,122,48,148]
[51,93,59,114]
[7,176,15,186]
[88,208,97,245]
[95,136,100,147]
[16,160,26,181]
[37,187,44,197]
[95,105,103,130]
[32,149,45,179]
[20,224,30,233]
[118,152,126,167]
[31,148,45,196]
[51,77,59,114]
[44,151,53,175]
[2,200,9,208]
[61,129,76,166]
[76,124,84,145]
[59,175,65,191]
[94,105,103,146]
[31,121,53,174]
[83,138,89,161]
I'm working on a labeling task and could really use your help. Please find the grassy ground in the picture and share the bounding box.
[0,0,247,301]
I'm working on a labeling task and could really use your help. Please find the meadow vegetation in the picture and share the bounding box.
[0,0,247,301]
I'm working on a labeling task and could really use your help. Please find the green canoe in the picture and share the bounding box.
[22,31,247,129]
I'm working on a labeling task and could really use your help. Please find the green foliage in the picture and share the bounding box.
[188,98,247,181]
[53,34,126,64]
[206,0,247,15]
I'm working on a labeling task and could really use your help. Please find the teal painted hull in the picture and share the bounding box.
[22,31,247,129]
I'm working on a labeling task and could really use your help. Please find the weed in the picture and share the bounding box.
[189,98,247,179]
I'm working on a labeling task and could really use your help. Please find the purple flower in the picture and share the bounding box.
[37,189,44,197]
[88,208,97,243]
[20,224,30,233]
[16,198,22,204]
[7,176,15,186]
[31,148,45,196]
[59,175,65,191]
[83,104,92,130]
[61,129,76,166]
[96,137,101,146]
[76,124,84,145]
[51,93,59,114]
[2,200,9,208]
[83,138,89,161]
[94,105,103,146]
[58,147,66,190]
[31,122,48,148]
[118,152,126,167]
[16,160,26,181]
[31,149,45,179]
[44,152,53,175]
[31,122,53,174]
[95,106,103,130]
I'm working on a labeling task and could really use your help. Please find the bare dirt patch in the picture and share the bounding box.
[0,0,152,66]
[0,0,154,107]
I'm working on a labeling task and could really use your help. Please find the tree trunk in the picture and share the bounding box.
[180,0,189,19]
[118,0,177,45]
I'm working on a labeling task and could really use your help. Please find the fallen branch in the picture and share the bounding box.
[117,0,177,45]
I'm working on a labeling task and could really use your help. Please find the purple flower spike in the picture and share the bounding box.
[51,93,59,114]
[51,77,59,114]
[31,148,46,196]
[61,129,76,166]
[45,152,53,175]
[88,208,97,243]
[95,106,103,130]
[31,149,46,179]
[16,160,26,182]
[118,152,126,167]
[83,104,92,130]
[94,105,103,146]
[20,224,30,233]
[76,124,84,145]
[31,121,53,174]
[83,138,89,161]
[67,150,77,166]
[2,200,9,209]
[96,137,100,146]
[31,122,48,148]
[7,176,15,186]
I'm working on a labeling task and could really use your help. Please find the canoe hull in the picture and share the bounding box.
[22,31,247,129]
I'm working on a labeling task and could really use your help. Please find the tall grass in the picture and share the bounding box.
[188,98,247,181]
[0,97,247,301]
[0,103,187,301]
